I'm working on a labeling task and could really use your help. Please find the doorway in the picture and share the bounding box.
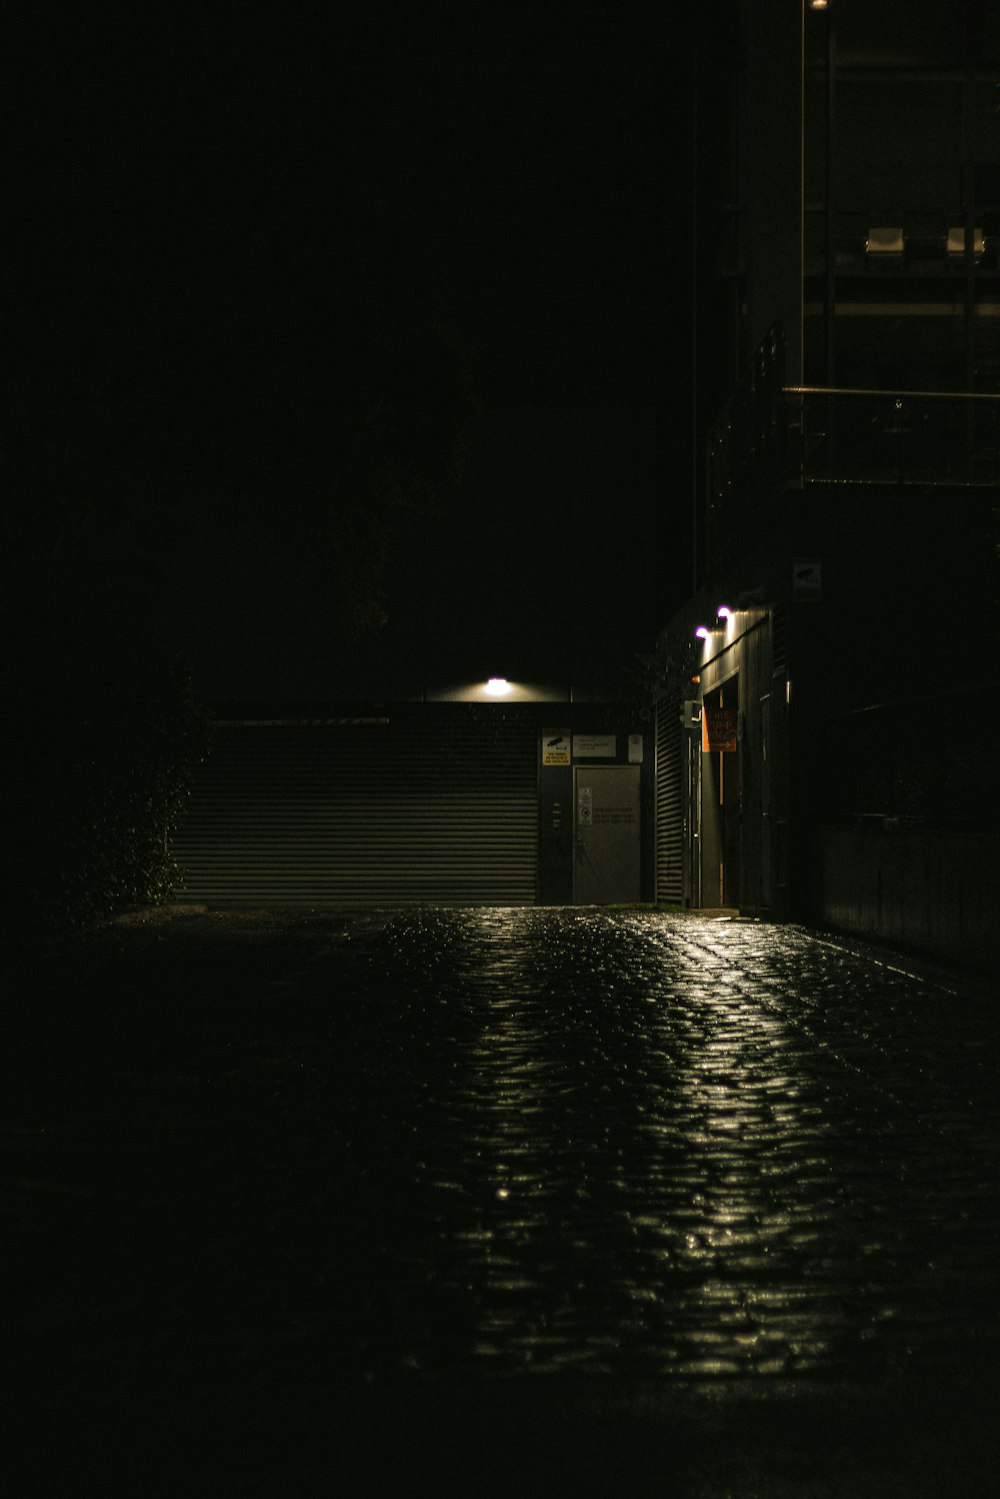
[573,765,641,904]
[700,681,740,908]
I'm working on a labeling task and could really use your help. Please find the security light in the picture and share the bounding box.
[695,626,711,640]
[717,606,733,620]
[484,677,513,697]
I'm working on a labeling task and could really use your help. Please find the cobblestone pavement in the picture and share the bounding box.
[7,908,1000,1494]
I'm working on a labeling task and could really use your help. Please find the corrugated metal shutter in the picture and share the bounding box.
[171,705,538,905]
[771,604,787,678]
[655,699,684,905]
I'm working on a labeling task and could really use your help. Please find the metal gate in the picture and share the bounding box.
[171,704,539,905]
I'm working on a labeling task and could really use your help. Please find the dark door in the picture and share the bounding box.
[573,765,641,903]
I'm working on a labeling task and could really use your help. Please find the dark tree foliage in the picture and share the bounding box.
[7,595,209,940]
[4,11,483,931]
[2,302,210,937]
[3,184,478,931]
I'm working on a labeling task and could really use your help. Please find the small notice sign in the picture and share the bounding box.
[573,733,616,758]
[628,733,644,764]
[703,706,738,753]
[542,730,571,766]
[793,558,823,601]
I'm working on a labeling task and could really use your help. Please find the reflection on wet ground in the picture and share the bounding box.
[8,908,1000,1414]
[311,909,1000,1391]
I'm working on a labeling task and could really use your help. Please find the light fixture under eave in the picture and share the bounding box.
[717,606,733,621]
[695,626,712,641]
[484,677,513,697]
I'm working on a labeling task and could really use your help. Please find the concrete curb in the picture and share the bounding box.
[104,903,208,927]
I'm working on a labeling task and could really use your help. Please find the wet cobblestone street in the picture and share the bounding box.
[7,907,1000,1494]
[325,909,1000,1387]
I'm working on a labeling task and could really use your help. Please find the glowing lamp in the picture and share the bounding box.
[695,626,711,640]
[484,677,512,697]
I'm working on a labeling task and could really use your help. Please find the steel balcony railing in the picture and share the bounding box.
[705,385,1000,575]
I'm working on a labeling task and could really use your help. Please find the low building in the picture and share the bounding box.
[171,696,656,909]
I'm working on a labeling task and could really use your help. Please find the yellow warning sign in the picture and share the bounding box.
[542,730,571,766]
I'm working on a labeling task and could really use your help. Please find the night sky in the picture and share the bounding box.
[9,7,702,703]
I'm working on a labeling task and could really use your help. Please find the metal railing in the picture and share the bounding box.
[705,384,1000,575]
[787,387,1000,488]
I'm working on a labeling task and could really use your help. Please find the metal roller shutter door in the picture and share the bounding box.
[171,705,539,905]
[655,699,683,905]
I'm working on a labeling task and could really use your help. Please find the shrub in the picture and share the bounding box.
[11,602,209,940]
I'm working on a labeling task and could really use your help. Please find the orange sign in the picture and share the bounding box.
[703,706,737,753]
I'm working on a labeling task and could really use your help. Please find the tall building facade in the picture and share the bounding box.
[719,0,999,396]
[653,0,1000,970]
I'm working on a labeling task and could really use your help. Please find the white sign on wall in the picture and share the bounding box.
[573,734,616,758]
[793,558,823,601]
